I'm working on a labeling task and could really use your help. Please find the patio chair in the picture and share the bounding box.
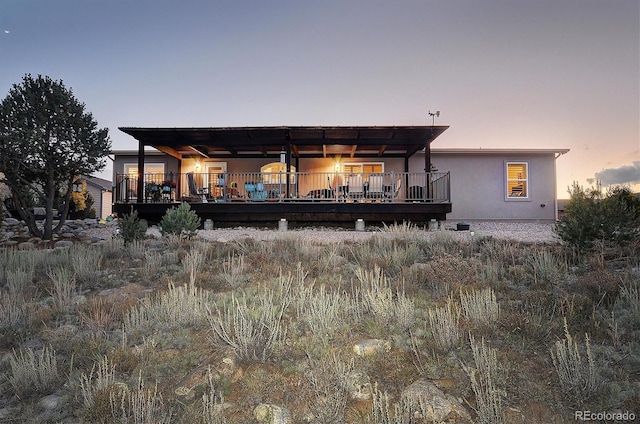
[348,174,364,200]
[387,177,402,201]
[367,174,384,199]
[185,172,207,202]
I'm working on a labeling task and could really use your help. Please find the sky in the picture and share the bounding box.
[1,0,638,196]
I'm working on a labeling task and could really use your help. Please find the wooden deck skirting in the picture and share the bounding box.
[112,200,452,224]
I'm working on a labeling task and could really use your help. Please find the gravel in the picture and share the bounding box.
[95,221,559,244]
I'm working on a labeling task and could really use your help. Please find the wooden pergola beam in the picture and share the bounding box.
[154,145,182,160]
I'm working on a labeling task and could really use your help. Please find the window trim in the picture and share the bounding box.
[505,161,530,201]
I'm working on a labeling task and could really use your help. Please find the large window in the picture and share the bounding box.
[123,163,165,199]
[506,162,528,199]
[124,163,165,181]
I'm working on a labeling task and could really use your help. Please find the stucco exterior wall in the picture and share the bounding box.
[410,151,558,221]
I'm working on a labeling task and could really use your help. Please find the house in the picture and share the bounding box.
[76,176,113,219]
[111,126,568,223]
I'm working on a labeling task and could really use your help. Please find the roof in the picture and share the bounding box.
[118,126,449,159]
[430,148,570,155]
[82,176,112,190]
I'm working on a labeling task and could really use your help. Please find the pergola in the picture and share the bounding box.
[119,125,448,181]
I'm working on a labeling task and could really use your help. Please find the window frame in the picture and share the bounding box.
[505,161,530,201]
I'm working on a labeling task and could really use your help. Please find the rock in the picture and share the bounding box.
[5,217,21,225]
[18,241,35,250]
[253,403,292,424]
[352,339,391,356]
[400,379,472,422]
[38,394,62,410]
[54,240,74,249]
[61,232,75,238]
[345,371,372,400]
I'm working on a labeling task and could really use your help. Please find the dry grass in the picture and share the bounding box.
[7,345,59,397]
[0,231,637,422]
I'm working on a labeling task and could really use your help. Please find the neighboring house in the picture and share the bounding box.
[110,126,568,223]
[76,176,113,219]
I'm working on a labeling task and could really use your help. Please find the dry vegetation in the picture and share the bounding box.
[0,226,638,423]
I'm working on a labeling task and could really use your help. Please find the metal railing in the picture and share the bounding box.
[114,171,450,204]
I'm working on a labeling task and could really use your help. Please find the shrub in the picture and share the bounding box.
[466,335,505,424]
[550,319,599,403]
[7,345,60,397]
[117,209,148,245]
[160,202,200,237]
[460,287,500,326]
[428,299,461,350]
[555,183,640,251]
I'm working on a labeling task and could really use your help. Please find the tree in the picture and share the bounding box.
[555,182,640,251]
[0,74,110,239]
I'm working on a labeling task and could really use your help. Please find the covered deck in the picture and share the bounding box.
[113,126,452,223]
[113,170,451,223]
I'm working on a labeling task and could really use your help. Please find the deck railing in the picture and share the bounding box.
[114,171,450,204]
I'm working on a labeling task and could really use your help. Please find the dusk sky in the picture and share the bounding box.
[1,0,638,195]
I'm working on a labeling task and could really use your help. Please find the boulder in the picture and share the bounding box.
[400,379,472,422]
[253,403,292,424]
[353,339,391,356]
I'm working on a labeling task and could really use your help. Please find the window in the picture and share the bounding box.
[123,163,165,198]
[343,162,384,178]
[124,163,165,182]
[506,162,528,199]
[260,162,296,184]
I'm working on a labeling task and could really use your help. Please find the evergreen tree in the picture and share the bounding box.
[0,75,111,239]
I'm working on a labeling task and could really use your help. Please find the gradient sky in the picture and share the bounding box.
[1,0,638,195]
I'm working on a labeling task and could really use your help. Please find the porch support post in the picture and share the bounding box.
[285,140,292,198]
[424,141,431,201]
[136,140,145,203]
[404,156,410,199]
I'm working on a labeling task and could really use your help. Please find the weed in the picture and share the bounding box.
[550,318,599,404]
[48,266,77,314]
[428,298,461,351]
[465,334,505,424]
[219,253,248,288]
[143,251,163,278]
[79,355,116,410]
[202,366,227,424]
[70,244,102,282]
[460,287,500,327]
[208,290,287,362]
[7,345,60,397]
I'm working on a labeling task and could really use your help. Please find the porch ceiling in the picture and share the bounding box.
[119,126,449,159]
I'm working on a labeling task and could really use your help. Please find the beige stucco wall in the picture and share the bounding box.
[410,151,558,221]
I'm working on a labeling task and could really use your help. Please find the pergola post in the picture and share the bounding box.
[136,139,145,203]
[424,141,431,201]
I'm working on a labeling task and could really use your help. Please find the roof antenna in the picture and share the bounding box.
[428,110,440,127]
